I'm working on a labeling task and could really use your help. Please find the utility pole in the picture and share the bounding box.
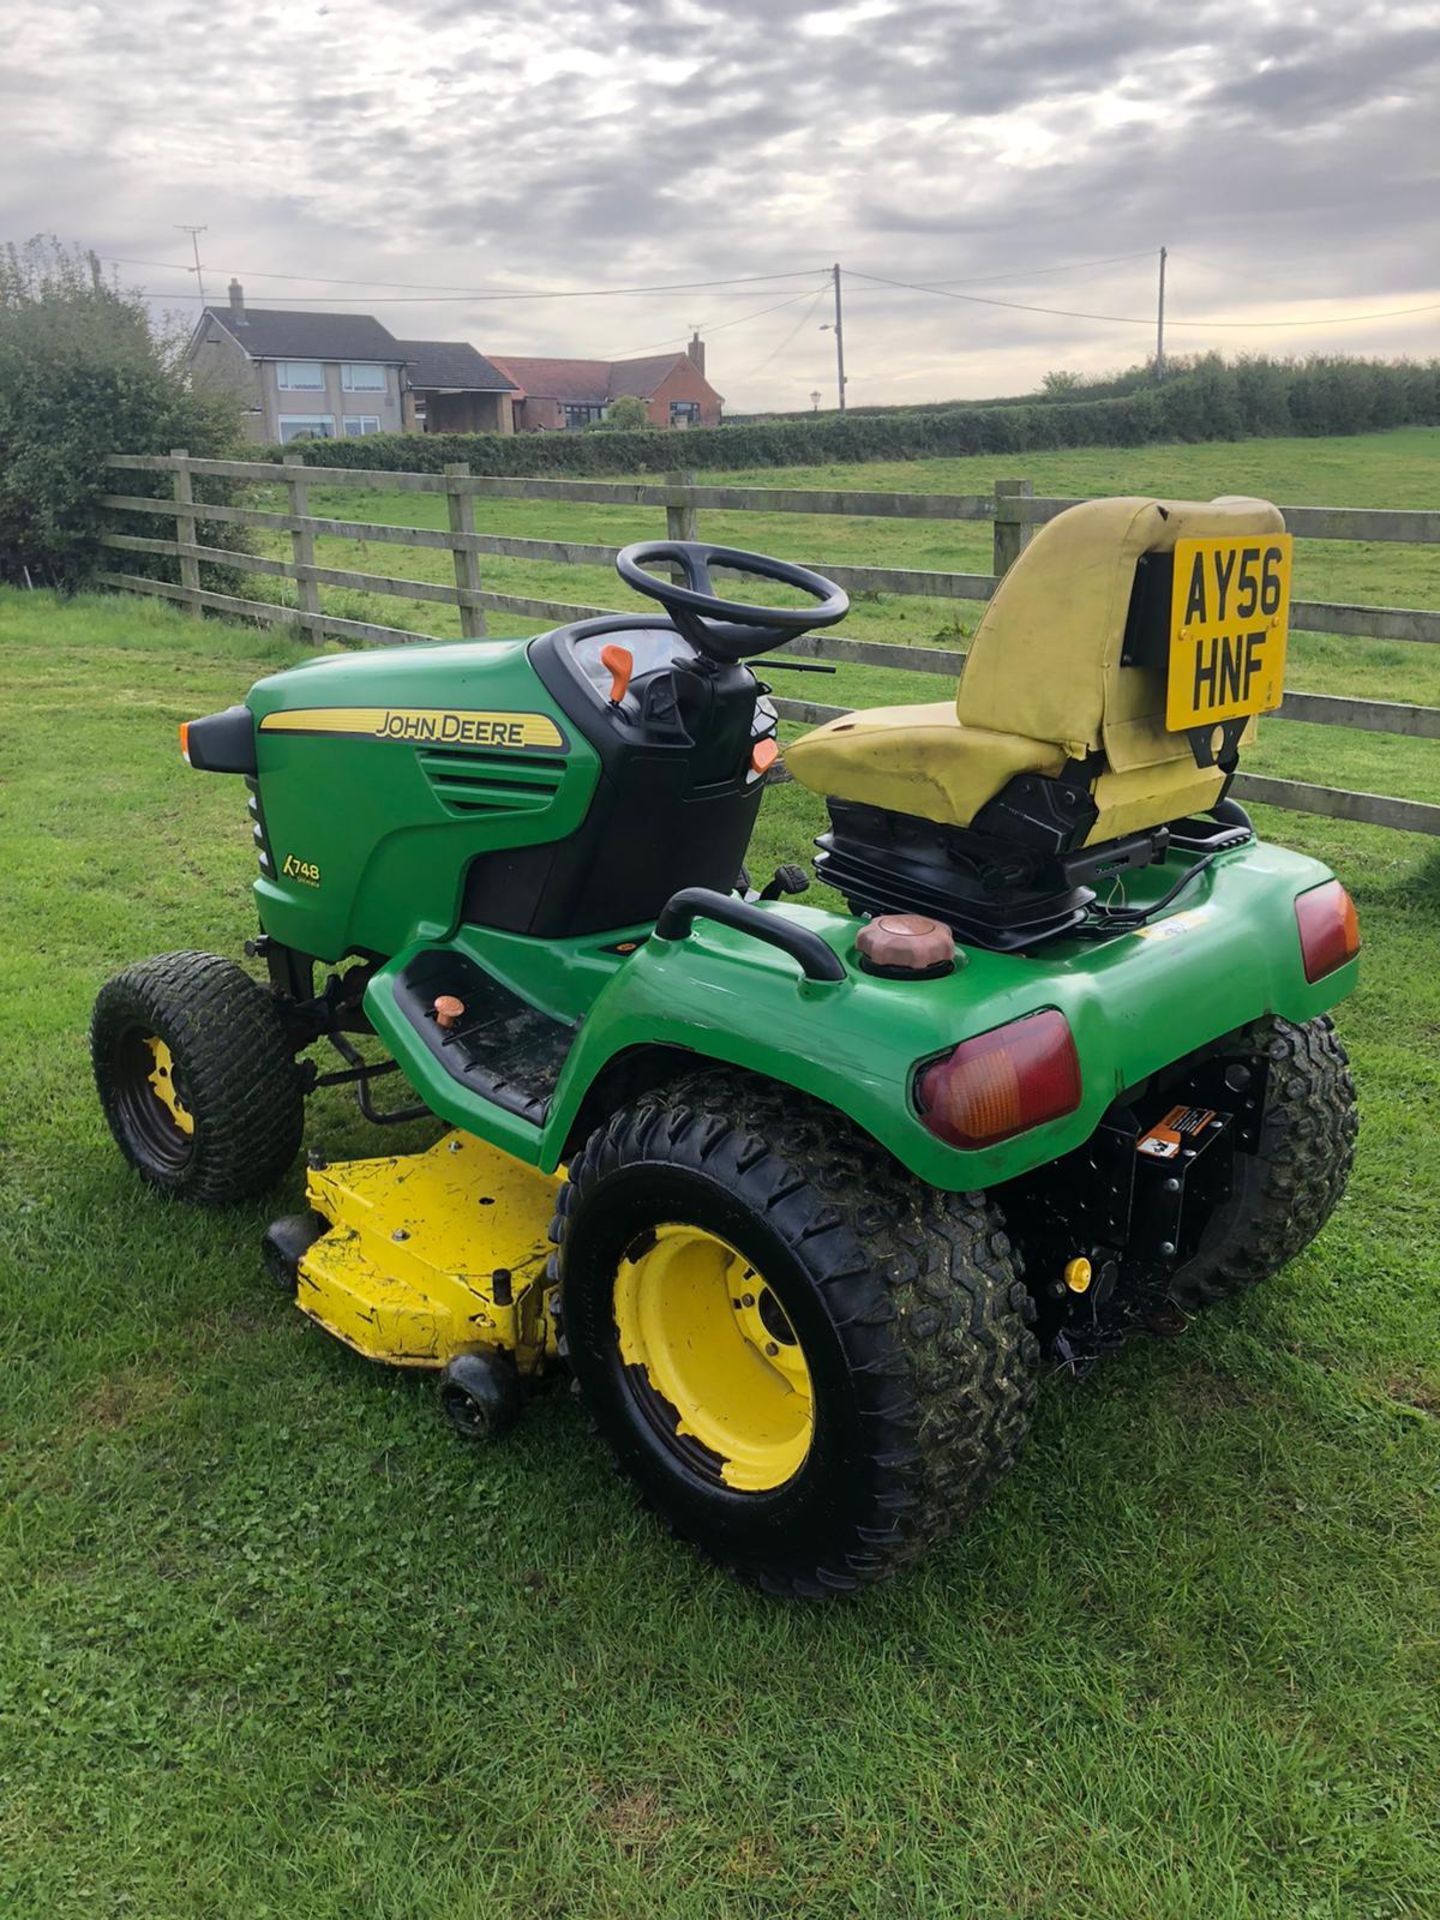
[831,261,847,411]
[176,224,207,306]
[1156,245,1167,382]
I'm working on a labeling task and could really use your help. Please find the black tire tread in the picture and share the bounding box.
[92,950,304,1204]
[550,1069,1039,1595]
[1169,1013,1357,1309]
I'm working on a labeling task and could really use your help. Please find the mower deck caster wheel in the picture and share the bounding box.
[438,1351,524,1442]
[262,1209,328,1293]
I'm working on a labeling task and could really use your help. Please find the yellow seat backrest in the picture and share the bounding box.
[956,494,1286,774]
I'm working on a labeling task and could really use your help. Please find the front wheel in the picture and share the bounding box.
[550,1072,1039,1597]
[91,950,305,1204]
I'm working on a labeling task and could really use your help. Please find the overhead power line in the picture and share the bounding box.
[842,265,1440,329]
[102,258,831,302]
[601,282,830,360]
[111,248,1158,303]
[844,248,1160,293]
[734,285,830,379]
[1151,297,1440,329]
[106,244,1440,333]
[115,247,1156,299]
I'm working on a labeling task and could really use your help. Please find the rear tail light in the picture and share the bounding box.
[1295,880,1360,983]
[915,1008,1082,1150]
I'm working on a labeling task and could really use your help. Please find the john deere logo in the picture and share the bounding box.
[258,707,566,751]
[282,854,321,887]
[376,710,536,747]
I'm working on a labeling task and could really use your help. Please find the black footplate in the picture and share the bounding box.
[391,949,576,1126]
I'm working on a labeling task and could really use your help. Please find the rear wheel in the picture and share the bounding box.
[91,950,305,1204]
[1169,1014,1357,1311]
[550,1072,1038,1596]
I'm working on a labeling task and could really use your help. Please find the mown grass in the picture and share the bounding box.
[2,426,1439,1917]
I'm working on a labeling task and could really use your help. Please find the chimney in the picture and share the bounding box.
[687,330,705,376]
[228,278,246,325]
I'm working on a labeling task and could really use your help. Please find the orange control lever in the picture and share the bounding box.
[433,995,466,1031]
[599,643,634,705]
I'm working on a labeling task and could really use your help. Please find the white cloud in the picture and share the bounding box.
[2,0,1436,409]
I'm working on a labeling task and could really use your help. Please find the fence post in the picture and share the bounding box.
[444,462,486,639]
[171,448,201,617]
[664,469,698,586]
[992,476,1033,578]
[283,453,322,626]
[665,468,699,543]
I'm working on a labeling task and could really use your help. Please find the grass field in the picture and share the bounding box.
[3,429,1439,1917]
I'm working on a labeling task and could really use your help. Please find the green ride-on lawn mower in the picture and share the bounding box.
[93,494,1361,1597]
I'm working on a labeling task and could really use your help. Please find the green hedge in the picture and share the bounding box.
[270,355,1440,479]
[724,353,1440,426]
[1,238,243,588]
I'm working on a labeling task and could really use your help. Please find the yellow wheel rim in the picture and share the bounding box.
[144,1036,194,1137]
[613,1224,814,1492]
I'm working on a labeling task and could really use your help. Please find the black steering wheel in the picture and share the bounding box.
[615,540,849,662]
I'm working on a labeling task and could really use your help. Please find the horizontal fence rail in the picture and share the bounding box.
[98,451,1440,838]
[1021,494,1440,545]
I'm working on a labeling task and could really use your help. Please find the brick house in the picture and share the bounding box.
[492,335,723,430]
[184,281,411,444]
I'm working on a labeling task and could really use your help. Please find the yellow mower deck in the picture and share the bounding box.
[299,1131,561,1370]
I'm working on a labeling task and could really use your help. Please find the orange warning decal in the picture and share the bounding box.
[1136,1103,1217,1161]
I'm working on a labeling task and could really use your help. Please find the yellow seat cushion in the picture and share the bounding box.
[784,492,1281,841]
[782,702,1066,829]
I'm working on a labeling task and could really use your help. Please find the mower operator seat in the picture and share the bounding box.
[784,495,1285,846]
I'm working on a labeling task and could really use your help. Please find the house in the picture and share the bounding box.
[184,282,412,444]
[492,335,723,430]
[394,340,517,434]
[184,284,722,442]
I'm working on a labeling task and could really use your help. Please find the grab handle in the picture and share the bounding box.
[654,888,846,984]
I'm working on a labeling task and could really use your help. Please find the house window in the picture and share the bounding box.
[343,415,381,437]
[561,403,606,430]
[669,400,701,427]
[276,361,325,390]
[342,363,387,392]
[278,415,335,442]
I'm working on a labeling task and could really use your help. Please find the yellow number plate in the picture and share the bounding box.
[1166,534,1293,732]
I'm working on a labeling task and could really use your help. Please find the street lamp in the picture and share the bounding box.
[810,390,821,411]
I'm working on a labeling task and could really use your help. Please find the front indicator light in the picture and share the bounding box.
[915,1008,1082,1150]
[1295,880,1360,983]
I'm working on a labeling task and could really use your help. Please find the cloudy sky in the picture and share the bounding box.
[4,0,1438,410]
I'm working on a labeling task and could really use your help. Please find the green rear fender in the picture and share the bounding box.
[543,843,1355,1189]
[365,838,1357,1194]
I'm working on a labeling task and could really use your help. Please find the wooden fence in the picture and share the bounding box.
[98,451,1440,837]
